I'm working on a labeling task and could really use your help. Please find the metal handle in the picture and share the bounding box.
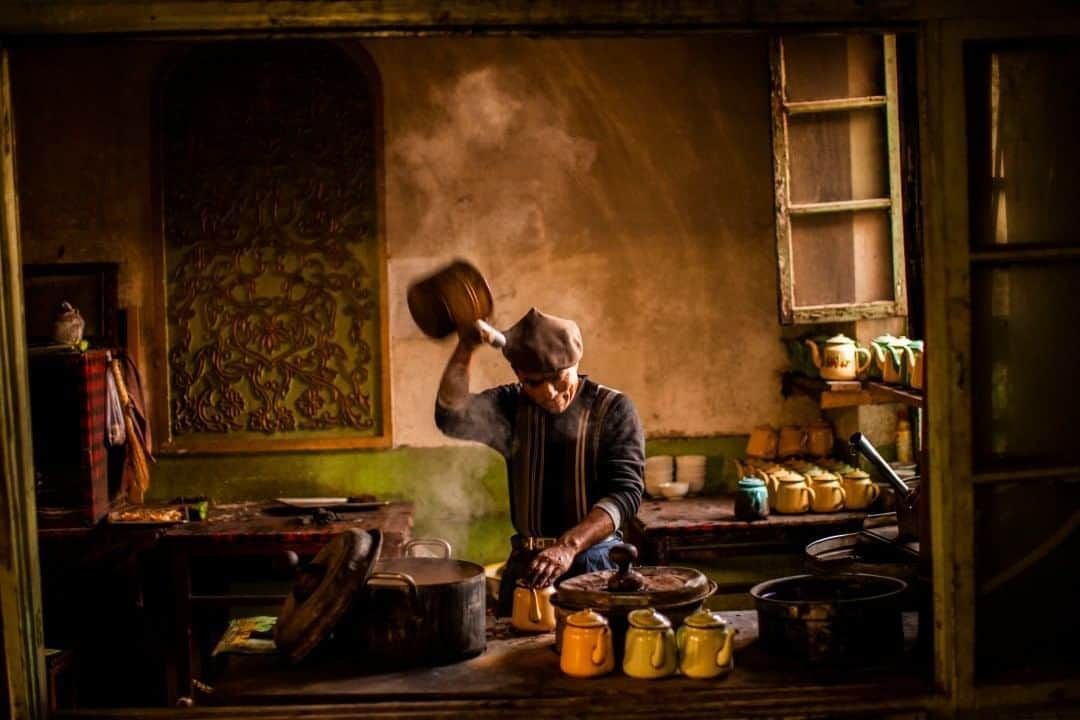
[475,319,507,349]
[404,537,452,559]
[367,571,419,603]
[849,432,910,499]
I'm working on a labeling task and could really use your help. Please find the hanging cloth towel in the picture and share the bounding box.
[109,354,151,503]
[105,369,127,446]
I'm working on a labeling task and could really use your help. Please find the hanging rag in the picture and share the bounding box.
[105,369,127,447]
[109,353,152,503]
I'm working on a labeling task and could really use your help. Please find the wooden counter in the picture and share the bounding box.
[629,495,869,564]
[205,611,930,718]
[161,500,415,704]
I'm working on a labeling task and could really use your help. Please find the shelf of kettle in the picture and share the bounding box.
[782,333,925,410]
[736,456,893,516]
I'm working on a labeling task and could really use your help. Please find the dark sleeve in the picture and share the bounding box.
[434,384,518,458]
[593,392,645,528]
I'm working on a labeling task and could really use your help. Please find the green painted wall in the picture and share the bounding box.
[149,435,749,564]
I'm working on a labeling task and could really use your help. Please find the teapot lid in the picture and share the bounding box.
[843,469,871,479]
[825,333,856,345]
[683,608,728,629]
[628,607,672,629]
[738,477,765,489]
[873,334,897,344]
[274,528,382,663]
[566,608,608,629]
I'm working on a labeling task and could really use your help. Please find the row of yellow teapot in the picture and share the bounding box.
[737,458,879,514]
[560,608,736,680]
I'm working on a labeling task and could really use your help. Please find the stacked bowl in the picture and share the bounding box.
[676,455,707,496]
[644,456,674,498]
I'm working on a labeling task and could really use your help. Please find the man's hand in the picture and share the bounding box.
[527,543,577,588]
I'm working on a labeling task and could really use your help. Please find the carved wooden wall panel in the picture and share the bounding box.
[161,41,387,451]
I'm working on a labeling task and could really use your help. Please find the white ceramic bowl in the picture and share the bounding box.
[658,481,689,500]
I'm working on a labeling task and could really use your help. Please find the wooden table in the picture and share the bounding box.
[205,611,930,718]
[629,495,869,565]
[161,500,414,703]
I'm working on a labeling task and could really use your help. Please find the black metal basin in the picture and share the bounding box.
[750,572,907,664]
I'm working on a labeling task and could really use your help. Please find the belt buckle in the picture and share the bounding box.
[518,536,556,551]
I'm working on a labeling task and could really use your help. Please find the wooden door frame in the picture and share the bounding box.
[2,4,1080,719]
[920,14,1080,715]
[0,46,47,720]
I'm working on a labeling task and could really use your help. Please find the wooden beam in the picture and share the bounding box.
[788,198,892,215]
[785,95,887,114]
[1,1,1079,36]
[0,47,46,720]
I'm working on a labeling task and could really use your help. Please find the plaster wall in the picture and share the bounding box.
[12,37,830,557]
[14,36,819,446]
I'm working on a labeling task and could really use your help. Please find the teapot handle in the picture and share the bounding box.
[528,588,543,624]
[834,485,847,511]
[803,486,816,511]
[650,631,666,670]
[855,347,873,375]
[869,483,881,503]
[592,626,610,666]
[716,628,736,668]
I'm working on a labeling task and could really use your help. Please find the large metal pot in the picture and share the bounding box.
[274,533,486,668]
[343,538,486,668]
[751,572,907,665]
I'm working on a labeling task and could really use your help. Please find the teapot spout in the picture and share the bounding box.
[804,339,822,369]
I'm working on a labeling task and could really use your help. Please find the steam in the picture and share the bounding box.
[391,66,598,260]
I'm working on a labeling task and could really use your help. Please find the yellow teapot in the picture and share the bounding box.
[677,608,736,679]
[560,609,614,678]
[842,469,880,510]
[809,471,846,513]
[775,474,815,514]
[806,334,872,381]
[622,608,677,679]
[511,580,556,633]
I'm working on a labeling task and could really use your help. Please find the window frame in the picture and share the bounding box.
[770,33,909,324]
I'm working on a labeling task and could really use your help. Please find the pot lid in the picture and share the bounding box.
[274,528,382,663]
[628,608,671,629]
[738,477,765,488]
[566,608,608,628]
[683,608,728,629]
[843,469,872,480]
[825,333,856,345]
[556,564,712,611]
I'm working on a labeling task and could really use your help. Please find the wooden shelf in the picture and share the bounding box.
[782,372,923,409]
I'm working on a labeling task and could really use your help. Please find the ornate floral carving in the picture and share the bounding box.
[162,41,381,441]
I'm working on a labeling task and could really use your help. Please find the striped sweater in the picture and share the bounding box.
[435,377,645,537]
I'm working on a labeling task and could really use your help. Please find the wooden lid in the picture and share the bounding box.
[273,528,382,663]
[556,565,711,611]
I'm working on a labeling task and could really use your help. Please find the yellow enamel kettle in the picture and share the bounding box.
[511,581,556,633]
[622,608,677,679]
[677,608,736,679]
[560,609,615,678]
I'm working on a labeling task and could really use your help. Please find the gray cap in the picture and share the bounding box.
[502,308,583,373]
